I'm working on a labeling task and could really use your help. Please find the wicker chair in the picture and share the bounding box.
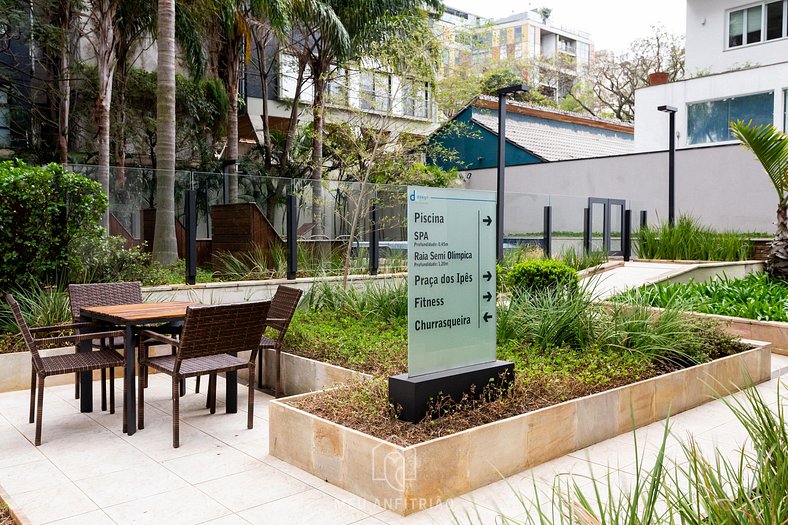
[68,282,142,405]
[195,285,303,398]
[138,301,269,448]
[258,286,303,398]
[5,294,126,446]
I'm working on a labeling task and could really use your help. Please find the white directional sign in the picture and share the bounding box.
[407,186,497,377]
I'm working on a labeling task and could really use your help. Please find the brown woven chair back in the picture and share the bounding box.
[4,294,43,370]
[267,285,303,333]
[68,282,143,321]
[177,301,270,366]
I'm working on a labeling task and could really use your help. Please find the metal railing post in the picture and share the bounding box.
[543,205,552,259]
[287,194,297,280]
[185,189,197,285]
[623,209,632,262]
[369,202,379,276]
[583,207,591,254]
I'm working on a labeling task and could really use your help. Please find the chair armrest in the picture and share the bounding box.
[35,330,126,347]
[29,321,100,335]
[139,330,180,347]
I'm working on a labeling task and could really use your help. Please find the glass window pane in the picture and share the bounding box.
[767,1,784,39]
[729,10,744,47]
[688,92,774,145]
[747,5,762,43]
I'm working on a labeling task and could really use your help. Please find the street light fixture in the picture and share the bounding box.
[658,105,678,226]
[496,83,529,263]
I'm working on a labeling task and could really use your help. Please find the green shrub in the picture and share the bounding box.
[0,282,71,334]
[0,160,106,289]
[506,259,578,293]
[637,215,753,261]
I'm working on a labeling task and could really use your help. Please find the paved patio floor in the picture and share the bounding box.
[1,354,787,525]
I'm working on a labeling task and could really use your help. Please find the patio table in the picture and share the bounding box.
[78,302,241,435]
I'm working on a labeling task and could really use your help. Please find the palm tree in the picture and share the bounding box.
[153,0,178,263]
[730,120,788,279]
[213,0,287,203]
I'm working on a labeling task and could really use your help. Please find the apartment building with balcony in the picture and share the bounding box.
[434,6,594,100]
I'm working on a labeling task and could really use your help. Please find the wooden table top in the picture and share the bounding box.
[80,302,197,324]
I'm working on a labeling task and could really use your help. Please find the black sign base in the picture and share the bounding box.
[388,360,515,423]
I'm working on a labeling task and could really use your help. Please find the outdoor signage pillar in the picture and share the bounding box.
[389,187,514,423]
[286,194,297,280]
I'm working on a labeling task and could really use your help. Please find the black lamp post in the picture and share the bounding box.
[496,83,529,263]
[658,105,677,226]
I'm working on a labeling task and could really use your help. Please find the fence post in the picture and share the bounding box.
[623,209,632,262]
[640,210,647,229]
[287,194,297,280]
[185,189,197,285]
[369,201,379,276]
[583,207,591,254]
[543,205,552,258]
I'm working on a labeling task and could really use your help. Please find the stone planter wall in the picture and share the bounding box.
[269,341,771,515]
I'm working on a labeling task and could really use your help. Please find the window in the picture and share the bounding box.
[327,67,349,107]
[529,26,538,57]
[0,89,9,148]
[498,29,507,60]
[577,41,590,65]
[784,89,788,131]
[514,26,522,44]
[359,71,390,112]
[403,80,430,119]
[729,1,788,48]
[687,92,774,145]
[767,1,784,39]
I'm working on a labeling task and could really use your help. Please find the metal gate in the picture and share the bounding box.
[587,197,626,256]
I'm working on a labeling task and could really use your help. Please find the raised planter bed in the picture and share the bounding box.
[0,345,366,395]
[269,341,771,515]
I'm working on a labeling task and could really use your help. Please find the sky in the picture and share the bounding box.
[443,0,687,53]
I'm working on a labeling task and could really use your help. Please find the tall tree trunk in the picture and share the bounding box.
[279,58,306,178]
[256,39,273,170]
[152,0,178,264]
[114,56,128,189]
[57,39,70,163]
[225,43,240,203]
[769,200,788,279]
[92,0,117,232]
[310,68,326,237]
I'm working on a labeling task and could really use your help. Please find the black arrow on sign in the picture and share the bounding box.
[482,215,492,226]
[483,271,492,281]
[483,291,492,302]
[483,312,493,323]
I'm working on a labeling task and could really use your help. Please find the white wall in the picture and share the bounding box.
[634,62,788,151]
[687,0,788,74]
[465,144,779,233]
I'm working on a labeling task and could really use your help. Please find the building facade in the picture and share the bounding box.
[635,0,788,151]
[434,7,594,100]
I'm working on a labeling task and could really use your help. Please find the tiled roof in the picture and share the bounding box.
[471,113,634,162]
[476,95,634,130]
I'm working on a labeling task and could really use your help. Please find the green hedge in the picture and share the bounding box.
[0,161,106,289]
[506,259,578,293]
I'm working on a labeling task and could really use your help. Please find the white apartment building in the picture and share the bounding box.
[635,0,788,151]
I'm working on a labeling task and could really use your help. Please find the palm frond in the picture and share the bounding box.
[730,120,788,201]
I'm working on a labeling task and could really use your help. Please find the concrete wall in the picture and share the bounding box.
[635,62,788,151]
[466,143,778,233]
[686,0,788,74]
